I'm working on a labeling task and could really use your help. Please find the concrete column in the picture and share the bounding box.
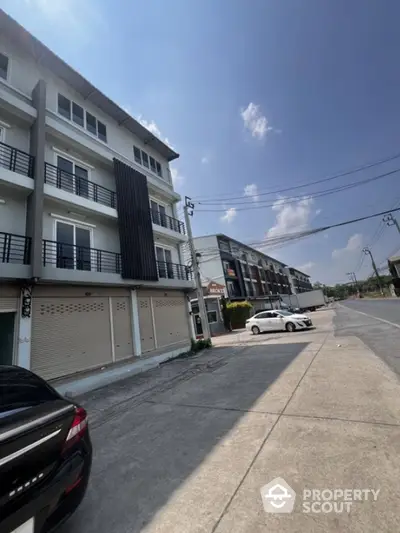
[17,286,32,369]
[27,79,46,279]
[130,289,142,356]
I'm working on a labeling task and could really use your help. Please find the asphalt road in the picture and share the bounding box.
[335,299,400,376]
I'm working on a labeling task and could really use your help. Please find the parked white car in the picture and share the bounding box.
[246,309,313,334]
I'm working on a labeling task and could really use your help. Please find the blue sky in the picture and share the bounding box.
[4,0,400,284]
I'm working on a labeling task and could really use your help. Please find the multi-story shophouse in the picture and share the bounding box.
[191,234,297,312]
[0,11,195,380]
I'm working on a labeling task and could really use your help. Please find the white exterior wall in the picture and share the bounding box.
[193,236,225,286]
[0,36,173,189]
[0,190,27,234]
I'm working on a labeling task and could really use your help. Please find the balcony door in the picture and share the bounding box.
[56,220,92,271]
[150,200,167,228]
[57,156,89,199]
[156,246,173,278]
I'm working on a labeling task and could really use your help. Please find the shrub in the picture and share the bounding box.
[226,300,253,329]
[191,338,212,353]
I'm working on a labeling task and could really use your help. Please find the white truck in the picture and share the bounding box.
[280,289,326,312]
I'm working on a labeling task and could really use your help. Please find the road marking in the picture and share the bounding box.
[338,303,400,330]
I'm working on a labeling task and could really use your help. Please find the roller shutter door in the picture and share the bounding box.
[153,295,190,348]
[0,298,18,311]
[31,297,112,380]
[138,297,155,353]
[111,296,133,361]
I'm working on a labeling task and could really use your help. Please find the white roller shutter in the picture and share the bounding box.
[111,296,133,361]
[138,297,156,353]
[31,297,112,380]
[152,295,190,348]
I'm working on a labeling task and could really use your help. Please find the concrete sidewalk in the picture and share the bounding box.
[61,309,400,533]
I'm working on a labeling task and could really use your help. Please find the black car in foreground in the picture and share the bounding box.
[0,366,92,533]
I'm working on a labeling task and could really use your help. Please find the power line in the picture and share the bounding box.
[194,168,400,212]
[191,150,400,202]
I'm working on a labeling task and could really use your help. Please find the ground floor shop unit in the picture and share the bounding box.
[0,283,193,381]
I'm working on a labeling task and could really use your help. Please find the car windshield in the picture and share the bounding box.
[277,310,293,316]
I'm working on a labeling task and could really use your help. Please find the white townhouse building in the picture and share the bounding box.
[0,11,195,380]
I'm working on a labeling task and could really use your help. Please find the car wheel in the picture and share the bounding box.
[285,322,296,332]
[252,325,260,335]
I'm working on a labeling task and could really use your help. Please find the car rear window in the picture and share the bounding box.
[0,367,58,413]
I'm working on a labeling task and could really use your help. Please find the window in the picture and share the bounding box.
[254,312,269,319]
[142,151,149,168]
[0,52,9,81]
[207,311,218,324]
[72,102,84,127]
[55,220,92,271]
[155,246,173,279]
[133,145,164,178]
[97,121,107,142]
[58,94,71,120]
[57,155,89,199]
[150,200,167,227]
[57,94,107,143]
[0,125,4,143]
[268,312,278,318]
[86,112,97,135]
[134,146,142,164]
[191,304,200,314]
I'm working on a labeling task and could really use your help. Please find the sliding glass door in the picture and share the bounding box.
[56,221,92,271]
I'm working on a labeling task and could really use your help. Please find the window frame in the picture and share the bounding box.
[207,310,218,324]
[53,218,94,271]
[54,153,92,199]
[57,93,107,143]
[0,51,10,82]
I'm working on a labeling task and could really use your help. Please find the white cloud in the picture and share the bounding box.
[315,209,322,216]
[332,233,363,259]
[170,167,184,188]
[297,261,315,272]
[267,196,314,237]
[244,183,259,202]
[23,0,103,33]
[240,102,273,140]
[220,207,237,223]
[201,156,209,164]
[136,115,175,150]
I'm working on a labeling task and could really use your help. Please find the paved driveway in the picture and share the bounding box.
[59,309,400,533]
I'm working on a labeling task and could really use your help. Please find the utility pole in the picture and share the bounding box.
[362,247,384,295]
[346,271,358,294]
[383,213,400,235]
[184,196,211,340]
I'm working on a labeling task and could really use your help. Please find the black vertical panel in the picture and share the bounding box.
[113,158,158,281]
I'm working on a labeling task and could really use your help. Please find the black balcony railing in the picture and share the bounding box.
[1,232,31,264]
[151,209,185,235]
[156,260,192,281]
[45,163,116,209]
[0,141,34,178]
[42,240,121,274]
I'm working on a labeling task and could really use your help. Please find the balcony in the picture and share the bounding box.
[0,141,34,178]
[41,239,193,289]
[0,232,31,279]
[45,162,116,208]
[43,239,121,273]
[151,209,185,235]
[156,261,192,281]
[151,209,187,242]
[0,141,35,193]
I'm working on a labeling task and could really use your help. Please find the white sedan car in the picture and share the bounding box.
[246,309,313,334]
